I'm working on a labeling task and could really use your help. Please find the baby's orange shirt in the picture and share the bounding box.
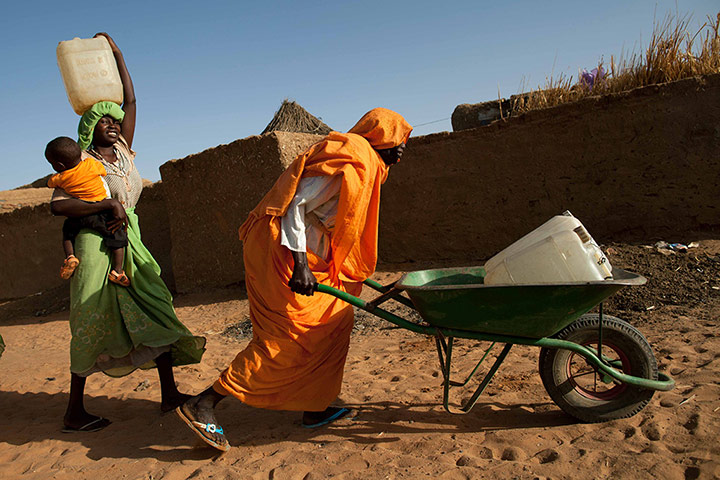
[47,157,108,202]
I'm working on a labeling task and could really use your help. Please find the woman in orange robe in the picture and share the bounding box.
[177,108,412,451]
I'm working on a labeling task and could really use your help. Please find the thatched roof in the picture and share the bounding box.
[262,100,332,135]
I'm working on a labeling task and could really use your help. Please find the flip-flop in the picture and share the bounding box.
[175,404,230,452]
[61,417,111,433]
[302,407,352,429]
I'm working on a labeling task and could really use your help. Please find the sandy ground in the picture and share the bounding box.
[0,242,718,479]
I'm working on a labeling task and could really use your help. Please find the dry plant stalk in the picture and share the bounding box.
[510,12,720,115]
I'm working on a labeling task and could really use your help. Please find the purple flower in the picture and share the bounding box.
[580,66,606,90]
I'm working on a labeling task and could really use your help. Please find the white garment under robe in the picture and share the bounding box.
[280,176,342,260]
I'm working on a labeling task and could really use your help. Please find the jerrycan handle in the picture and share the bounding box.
[573,225,591,243]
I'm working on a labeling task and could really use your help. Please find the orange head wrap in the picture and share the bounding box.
[347,108,413,150]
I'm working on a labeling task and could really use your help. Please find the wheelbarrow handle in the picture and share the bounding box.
[316,283,433,335]
[363,278,397,293]
[316,279,415,309]
[315,283,357,303]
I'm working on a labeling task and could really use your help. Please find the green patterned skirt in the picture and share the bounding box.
[70,207,205,377]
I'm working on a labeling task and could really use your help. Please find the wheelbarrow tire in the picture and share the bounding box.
[538,313,658,423]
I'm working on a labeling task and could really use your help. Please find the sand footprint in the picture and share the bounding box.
[534,448,560,464]
[456,446,493,467]
[500,446,527,461]
[455,455,479,467]
[640,419,664,441]
[683,412,700,434]
[684,465,701,480]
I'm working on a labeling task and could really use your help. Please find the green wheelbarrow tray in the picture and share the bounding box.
[316,266,674,417]
[394,266,645,338]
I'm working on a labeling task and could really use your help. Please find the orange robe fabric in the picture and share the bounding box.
[214,108,412,411]
[47,157,108,202]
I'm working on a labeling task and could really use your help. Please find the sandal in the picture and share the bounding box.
[176,404,230,452]
[108,270,131,287]
[302,407,353,428]
[61,416,111,433]
[60,255,80,279]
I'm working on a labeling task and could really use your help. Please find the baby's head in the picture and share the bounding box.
[45,136,81,172]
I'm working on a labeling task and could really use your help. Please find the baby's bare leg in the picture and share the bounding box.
[63,239,74,258]
[111,247,124,273]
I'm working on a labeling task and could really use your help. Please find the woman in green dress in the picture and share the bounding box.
[51,33,205,433]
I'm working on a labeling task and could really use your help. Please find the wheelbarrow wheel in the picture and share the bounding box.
[538,313,658,423]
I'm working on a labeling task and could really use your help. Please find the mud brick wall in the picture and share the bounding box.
[380,74,720,264]
[159,132,322,293]
[0,204,66,299]
[134,181,176,292]
[0,187,52,214]
[0,183,174,300]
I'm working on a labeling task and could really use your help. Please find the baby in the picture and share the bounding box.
[45,136,130,286]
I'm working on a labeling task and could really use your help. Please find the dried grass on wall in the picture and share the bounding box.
[510,12,720,115]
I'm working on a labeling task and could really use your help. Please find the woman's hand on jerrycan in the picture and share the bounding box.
[94,32,120,53]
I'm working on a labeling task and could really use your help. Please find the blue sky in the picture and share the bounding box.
[1,0,717,190]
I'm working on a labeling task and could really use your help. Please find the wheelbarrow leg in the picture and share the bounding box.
[458,343,513,413]
[598,302,604,361]
[435,334,450,373]
[437,336,513,414]
[436,334,497,384]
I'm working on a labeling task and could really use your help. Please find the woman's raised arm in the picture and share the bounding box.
[95,32,136,149]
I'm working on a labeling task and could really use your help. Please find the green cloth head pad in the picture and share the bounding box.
[77,101,125,150]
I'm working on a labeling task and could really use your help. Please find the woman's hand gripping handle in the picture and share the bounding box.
[289,250,317,296]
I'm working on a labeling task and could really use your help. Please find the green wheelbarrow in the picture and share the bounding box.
[316,266,674,423]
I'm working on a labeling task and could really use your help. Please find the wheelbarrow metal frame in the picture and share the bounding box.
[316,276,675,415]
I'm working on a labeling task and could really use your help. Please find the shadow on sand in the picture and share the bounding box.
[0,389,575,461]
